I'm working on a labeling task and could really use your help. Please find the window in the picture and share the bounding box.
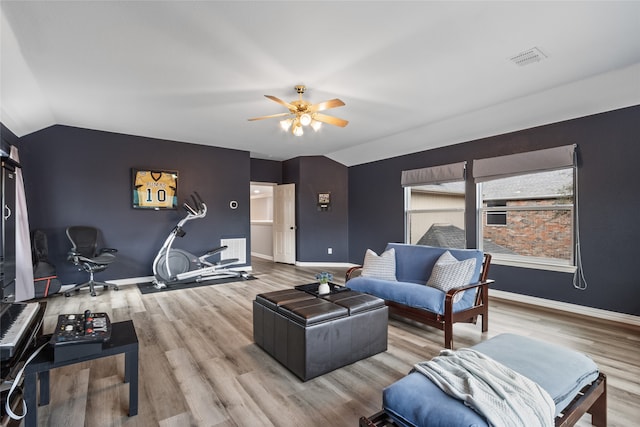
[485,201,507,226]
[474,145,576,272]
[402,162,466,249]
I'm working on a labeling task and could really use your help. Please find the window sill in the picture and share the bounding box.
[490,256,577,274]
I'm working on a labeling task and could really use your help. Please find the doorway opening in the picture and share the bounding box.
[250,183,275,260]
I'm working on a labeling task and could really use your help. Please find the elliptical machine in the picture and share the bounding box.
[152,192,247,289]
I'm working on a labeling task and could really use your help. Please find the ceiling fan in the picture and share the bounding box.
[248,85,348,136]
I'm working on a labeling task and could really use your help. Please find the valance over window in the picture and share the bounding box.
[401,161,466,187]
[472,144,576,183]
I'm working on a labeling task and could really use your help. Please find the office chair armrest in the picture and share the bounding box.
[67,252,94,263]
[67,250,80,259]
[67,251,89,266]
[100,248,118,254]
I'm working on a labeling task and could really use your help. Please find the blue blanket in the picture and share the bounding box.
[413,348,555,427]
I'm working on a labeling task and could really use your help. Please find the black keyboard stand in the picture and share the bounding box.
[23,320,139,427]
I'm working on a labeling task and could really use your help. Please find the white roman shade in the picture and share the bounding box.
[473,144,576,183]
[401,161,466,187]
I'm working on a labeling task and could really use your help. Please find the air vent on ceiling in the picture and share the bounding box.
[509,47,547,66]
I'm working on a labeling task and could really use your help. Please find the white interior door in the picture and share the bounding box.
[273,183,296,264]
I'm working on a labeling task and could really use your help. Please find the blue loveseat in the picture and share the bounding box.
[346,243,493,349]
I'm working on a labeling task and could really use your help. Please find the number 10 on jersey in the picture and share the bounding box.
[132,169,178,210]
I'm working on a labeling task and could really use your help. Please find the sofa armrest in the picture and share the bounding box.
[444,253,492,307]
[446,278,494,297]
[445,279,494,306]
[346,266,363,281]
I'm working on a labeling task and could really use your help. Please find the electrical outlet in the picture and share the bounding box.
[328,248,333,254]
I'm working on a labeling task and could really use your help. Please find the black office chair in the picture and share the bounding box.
[65,226,119,297]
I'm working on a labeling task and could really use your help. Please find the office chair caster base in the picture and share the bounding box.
[63,281,118,297]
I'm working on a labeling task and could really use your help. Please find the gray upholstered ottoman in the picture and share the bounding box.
[253,288,388,381]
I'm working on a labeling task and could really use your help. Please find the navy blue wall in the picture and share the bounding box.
[1,123,19,150]
[282,156,349,262]
[348,105,640,316]
[17,125,251,285]
[4,105,639,315]
[298,156,349,262]
[250,158,282,184]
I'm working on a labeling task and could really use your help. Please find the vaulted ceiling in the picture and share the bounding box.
[2,1,639,166]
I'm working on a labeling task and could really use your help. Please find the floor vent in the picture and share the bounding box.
[509,47,547,66]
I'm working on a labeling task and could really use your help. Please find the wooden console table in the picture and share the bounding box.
[23,320,138,427]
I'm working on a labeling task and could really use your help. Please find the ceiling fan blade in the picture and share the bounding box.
[314,113,349,127]
[248,112,292,121]
[309,98,345,113]
[264,95,295,110]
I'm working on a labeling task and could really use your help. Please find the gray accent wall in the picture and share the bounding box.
[251,156,350,264]
[17,125,251,285]
[296,156,349,263]
[348,105,640,316]
[4,104,640,316]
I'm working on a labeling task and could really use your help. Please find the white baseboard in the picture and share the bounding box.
[249,254,355,268]
[110,276,156,286]
[489,289,640,327]
[59,268,254,293]
[60,276,155,292]
[295,261,359,268]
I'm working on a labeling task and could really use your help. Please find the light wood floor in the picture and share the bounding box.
[29,258,639,426]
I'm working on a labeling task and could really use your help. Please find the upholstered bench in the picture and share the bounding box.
[360,333,606,427]
[253,289,388,381]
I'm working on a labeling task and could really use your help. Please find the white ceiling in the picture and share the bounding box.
[2,1,639,166]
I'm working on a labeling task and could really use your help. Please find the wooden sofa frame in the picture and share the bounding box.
[358,372,607,427]
[345,253,493,349]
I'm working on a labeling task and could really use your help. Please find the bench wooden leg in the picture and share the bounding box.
[359,411,396,426]
[589,375,607,427]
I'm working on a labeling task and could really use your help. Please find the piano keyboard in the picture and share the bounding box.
[0,302,40,361]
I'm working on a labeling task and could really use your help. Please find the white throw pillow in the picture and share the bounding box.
[426,251,476,303]
[361,248,397,281]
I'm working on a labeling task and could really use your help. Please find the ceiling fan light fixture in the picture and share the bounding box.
[299,113,312,126]
[279,118,292,131]
[310,120,322,132]
[249,85,347,136]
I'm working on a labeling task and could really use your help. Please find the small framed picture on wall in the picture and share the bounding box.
[132,168,178,210]
[318,192,331,211]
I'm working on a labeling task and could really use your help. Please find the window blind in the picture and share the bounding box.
[472,144,575,183]
[401,161,466,187]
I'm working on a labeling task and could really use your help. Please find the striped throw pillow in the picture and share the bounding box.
[426,251,476,303]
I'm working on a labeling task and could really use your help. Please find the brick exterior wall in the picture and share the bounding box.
[483,199,573,261]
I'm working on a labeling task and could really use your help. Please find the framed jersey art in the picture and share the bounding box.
[132,168,178,209]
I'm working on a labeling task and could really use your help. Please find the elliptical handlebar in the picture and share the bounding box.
[193,191,205,211]
[183,201,198,215]
[182,191,207,216]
